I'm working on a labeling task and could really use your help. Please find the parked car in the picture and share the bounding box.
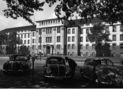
[42,56,77,80]
[3,54,32,74]
[80,58,123,87]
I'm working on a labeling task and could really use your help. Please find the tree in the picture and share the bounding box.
[3,0,123,25]
[87,23,111,57]
[18,45,30,55]
[6,32,22,54]
[3,0,45,25]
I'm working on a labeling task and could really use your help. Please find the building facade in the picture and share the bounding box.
[1,25,36,54]
[36,18,123,57]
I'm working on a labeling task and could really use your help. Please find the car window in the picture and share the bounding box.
[101,59,114,66]
[47,57,65,64]
[15,56,28,61]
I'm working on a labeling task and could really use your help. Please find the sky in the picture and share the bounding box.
[0,0,57,31]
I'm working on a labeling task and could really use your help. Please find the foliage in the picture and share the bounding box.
[0,33,8,45]
[3,0,45,25]
[46,0,123,24]
[18,45,30,55]
[3,0,123,24]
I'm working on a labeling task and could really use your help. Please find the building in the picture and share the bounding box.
[36,18,123,57]
[36,18,65,55]
[0,25,36,54]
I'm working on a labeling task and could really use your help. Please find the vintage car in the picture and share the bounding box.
[3,54,32,74]
[42,56,77,80]
[80,58,123,87]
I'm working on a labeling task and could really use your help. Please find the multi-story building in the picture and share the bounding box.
[36,18,123,57]
[0,25,36,54]
[36,18,65,55]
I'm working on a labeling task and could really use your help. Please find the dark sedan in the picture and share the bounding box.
[42,56,77,80]
[80,58,123,87]
[3,54,31,74]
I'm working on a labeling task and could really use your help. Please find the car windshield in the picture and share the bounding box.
[10,55,28,61]
[47,57,65,64]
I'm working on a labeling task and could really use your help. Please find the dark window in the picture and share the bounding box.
[120,34,123,41]
[72,44,75,49]
[38,45,41,49]
[86,44,89,49]
[80,37,83,42]
[24,34,26,38]
[86,36,89,42]
[46,37,52,43]
[57,36,60,42]
[112,26,116,32]
[72,28,75,34]
[67,29,71,34]
[92,44,95,49]
[24,40,26,44]
[57,27,60,33]
[72,36,75,42]
[56,45,61,49]
[67,44,70,49]
[112,43,116,49]
[68,36,71,42]
[32,32,35,36]
[86,28,90,34]
[112,35,116,41]
[39,28,42,35]
[28,40,30,44]
[39,37,42,43]
[80,45,83,49]
[32,39,35,43]
[120,43,123,49]
[80,29,83,34]
[28,33,30,38]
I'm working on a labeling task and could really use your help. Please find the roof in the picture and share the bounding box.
[0,25,36,34]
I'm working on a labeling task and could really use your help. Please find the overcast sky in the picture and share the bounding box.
[0,0,57,31]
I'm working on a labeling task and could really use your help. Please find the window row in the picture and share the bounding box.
[39,19,61,26]
[39,27,61,35]
[112,34,123,41]
[46,37,52,43]
[18,33,30,38]
[67,28,75,34]
[23,40,30,44]
[67,44,75,49]
[68,36,75,42]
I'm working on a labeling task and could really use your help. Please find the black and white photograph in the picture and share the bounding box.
[0,0,123,88]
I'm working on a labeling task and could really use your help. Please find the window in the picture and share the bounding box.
[28,40,30,44]
[46,37,52,43]
[24,34,26,38]
[68,36,71,42]
[38,45,41,49]
[112,35,116,41]
[39,37,42,43]
[57,27,60,33]
[86,36,89,42]
[56,45,61,49]
[57,36,60,42]
[72,36,75,42]
[72,44,75,49]
[112,43,116,49]
[24,40,26,44]
[39,28,42,35]
[120,34,123,41]
[67,44,70,49]
[80,45,83,49]
[92,44,95,49]
[32,45,35,49]
[86,44,89,49]
[80,37,83,42]
[32,32,35,36]
[86,28,90,34]
[72,28,75,34]
[32,39,35,43]
[80,28,83,34]
[120,43,123,49]
[21,34,23,38]
[112,26,116,32]
[67,29,71,34]
[28,33,30,38]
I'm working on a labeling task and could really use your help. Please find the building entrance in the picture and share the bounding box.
[46,46,50,54]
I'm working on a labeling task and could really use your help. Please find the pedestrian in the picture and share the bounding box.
[65,57,77,78]
[31,53,36,70]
